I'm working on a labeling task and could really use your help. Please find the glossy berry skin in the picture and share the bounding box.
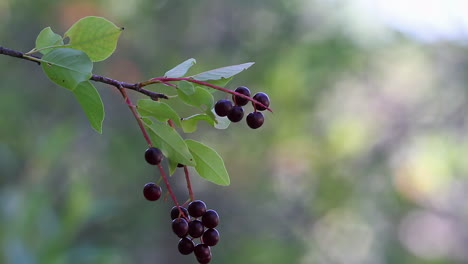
[201,210,219,228]
[232,86,251,106]
[197,255,212,264]
[214,99,233,117]
[172,218,189,238]
[202,228,219,246]
[246,112,264,129]
[188,200,207,218]
[252,92,270,111]
[178,237,195,255]
[194,244,211,259]
[144,147,164,165]
[227,105,244,122]
[171,206,189,220]
[143,182,162,201]
[188,220,205,238]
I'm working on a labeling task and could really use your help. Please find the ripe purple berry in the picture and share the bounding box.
[188,220,205,238]
[172,218,189,238]
[143,182,162,201]
[202,228,219,246]
[171,206,189,220]
[246,112,264,129]
[252,92,270,111]
[188,200,207,218]
[144,147,164,165]
[197,255,212,264]
[201,210,219,228]
[194,244,211,259]
[232,86,250,106]
[214,99,233,117]
[178,237,195,255]
[227,105,244,122]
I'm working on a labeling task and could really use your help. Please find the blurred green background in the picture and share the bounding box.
[2,0,468,263]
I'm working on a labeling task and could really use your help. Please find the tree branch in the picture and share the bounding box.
[0,46,168,100]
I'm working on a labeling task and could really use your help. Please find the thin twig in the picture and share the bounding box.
[0,46,168,100]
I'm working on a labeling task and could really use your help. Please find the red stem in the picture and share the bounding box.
[167,119,195,201]
[184,165,195,201]
[118,87,152,147]
[117,86,183,214]
[143,76,273,112]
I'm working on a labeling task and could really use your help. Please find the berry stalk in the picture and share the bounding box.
[118,86,182,211]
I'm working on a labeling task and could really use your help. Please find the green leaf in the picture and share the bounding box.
[41,48,93,90]
[177,86,214,111]
[168,158,179,175]
[144,122,195,166]
[137,99,182,127]
[185,139,230,186]
[64,16,123,62]
[35,27,64,55]
[211,109,231,129]
[178,80,195,95]
[72,81,105,133]
[192,62,254,81]
[181,114,215,133]
[165,58,196,78]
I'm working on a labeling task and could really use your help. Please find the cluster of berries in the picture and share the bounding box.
[143,147,220,263]
[214,86,270,129]
[171,201,220,263]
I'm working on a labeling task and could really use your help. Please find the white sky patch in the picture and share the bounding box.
[372,0,468,42]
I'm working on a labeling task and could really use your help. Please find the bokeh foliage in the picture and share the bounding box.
[1,0,468,263]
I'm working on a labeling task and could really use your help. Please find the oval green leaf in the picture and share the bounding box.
[178,80,195,95]
[192,62,254,81]
[144,122,195,166]
[181,114,215,133]
[185,139,230,186]
[137,99,182,127]
[41,48,93,90]
[64,16,123,62]
[165,58,196,78]
[72,81,105,133]
[177,86,214,111]
[35,27,64,55]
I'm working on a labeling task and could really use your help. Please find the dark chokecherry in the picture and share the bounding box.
[178,237,195,255]
[171,206,189,220]
[246,112,264,129]
[188,200,207,218]
[188,220,205,238]
[202,228,220,246]
[252,92,270,111]
[232,86,251,106]
[144,147,164,165]
[194,244,211,259]
[227,105,244,122]
[197,254,212,264]
[172,218,189,238]
[201,210,219,228]
[143,182,162,201]
[214,99,233,117]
